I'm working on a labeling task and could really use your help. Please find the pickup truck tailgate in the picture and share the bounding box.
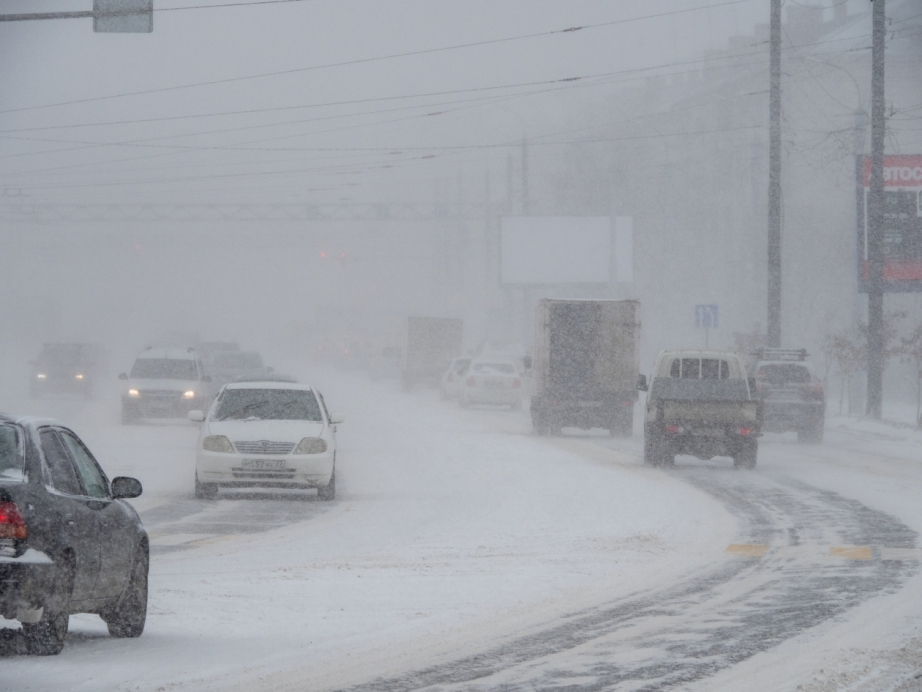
[662,399,760,423]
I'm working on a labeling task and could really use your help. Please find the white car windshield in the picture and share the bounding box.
[131,358,198,380]
[213,389,323,422]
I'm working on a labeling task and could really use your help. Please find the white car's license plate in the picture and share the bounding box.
[484,380,505,389]
[242,459,286,470]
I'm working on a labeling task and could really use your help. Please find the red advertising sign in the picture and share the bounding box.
[858,155,922,292]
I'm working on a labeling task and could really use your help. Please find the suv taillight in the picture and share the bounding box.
[466,377,475,387]
[0,502,26,540]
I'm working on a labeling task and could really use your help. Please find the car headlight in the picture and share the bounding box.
[75,374,84,380]
[293,437,327,454]
[36,374,46,379]
[184,390,196,399]
[203,435,234,453]
[128,389,139,397]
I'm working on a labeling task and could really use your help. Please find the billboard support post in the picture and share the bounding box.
[767,0,782,348]
[867,0,886,419]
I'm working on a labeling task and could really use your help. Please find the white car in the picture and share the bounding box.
[120,347,212,424]
[189,382,342,500]
[440,357,472,401]
[458,359,523,409]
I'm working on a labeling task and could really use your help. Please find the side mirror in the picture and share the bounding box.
[637,374,648,392]
[111,476,142,499]
[748,378,758,396]
[188,410,205,422]
[329,414,344,425]
[118,373,128,380]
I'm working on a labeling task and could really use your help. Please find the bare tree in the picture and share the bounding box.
[900,321,922,428]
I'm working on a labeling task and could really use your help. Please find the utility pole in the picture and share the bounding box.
[767,0,782,348]
[521,137,530,215]
[866,0,886,419]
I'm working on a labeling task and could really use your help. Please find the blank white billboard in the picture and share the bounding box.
[501,216,611,284]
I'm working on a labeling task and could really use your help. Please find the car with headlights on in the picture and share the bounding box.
[30,343,103,399]
[0,415,147,655]
[189,382,342,500]
[458,359,523,409]
[119,348,211,424]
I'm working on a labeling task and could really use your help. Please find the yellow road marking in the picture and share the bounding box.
[725,544,768,557]
[879,548,920,561]
[829,546,872,560]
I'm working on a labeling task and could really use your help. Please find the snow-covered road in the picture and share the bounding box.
[1,370,920,691]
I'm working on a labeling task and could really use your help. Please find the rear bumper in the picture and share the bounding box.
[0,550,55,618]
[531,394,634,430]
[461,387,522,405]
[760,401,824,431]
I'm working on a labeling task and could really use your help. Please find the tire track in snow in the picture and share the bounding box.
[329,467,917,691]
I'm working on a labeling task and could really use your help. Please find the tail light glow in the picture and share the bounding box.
[0,502,26,540]
[666,425,681,434]
[466,377,475,387]
[512,378,521,389]
[739,427,753,436]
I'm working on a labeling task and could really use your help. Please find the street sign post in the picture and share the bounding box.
[695,304,719,348]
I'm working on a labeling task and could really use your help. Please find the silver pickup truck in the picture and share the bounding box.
[638,350,761,469]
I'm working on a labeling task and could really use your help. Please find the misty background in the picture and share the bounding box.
[1,0,921,412]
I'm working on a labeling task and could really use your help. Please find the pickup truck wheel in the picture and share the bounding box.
[734,444,757,469]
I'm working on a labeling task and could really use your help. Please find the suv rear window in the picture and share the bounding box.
[0,426,23,482]
[131,358,198,380]
[757,363,811,385]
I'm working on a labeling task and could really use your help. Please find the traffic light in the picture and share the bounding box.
[94,0,152,33]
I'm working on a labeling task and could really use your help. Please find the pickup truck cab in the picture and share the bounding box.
[639,350,760,469]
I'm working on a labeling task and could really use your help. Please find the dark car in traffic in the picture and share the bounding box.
[0,415,147,655]
[30,343,103,399]
[752,349,825,444]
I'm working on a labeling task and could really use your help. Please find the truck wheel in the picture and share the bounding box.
[797,420,824,444]
[608,409,632,438]
[734,443,757,469]
[644,434,670,467]
[195,478,218,500]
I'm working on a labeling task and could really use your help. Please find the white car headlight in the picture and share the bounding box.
[128,389,140,397]
[184,390,196,399]
[36,374,46,379]
[293,437,327,454]
[203,435,234,453]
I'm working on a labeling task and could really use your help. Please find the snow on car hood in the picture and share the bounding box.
[206,419,326,443]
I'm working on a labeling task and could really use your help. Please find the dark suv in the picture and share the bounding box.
[30,343,102,399]
[0,415,147,655]
[752,349,825,443]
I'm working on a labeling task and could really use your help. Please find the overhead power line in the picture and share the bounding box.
[0,0,753,117]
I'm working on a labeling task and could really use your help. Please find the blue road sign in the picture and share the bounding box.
[695,304,719,329]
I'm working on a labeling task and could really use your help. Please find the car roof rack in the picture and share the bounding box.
[753,348,808,361]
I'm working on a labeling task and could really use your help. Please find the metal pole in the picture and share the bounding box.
[767,0,782,348]
[866,0,886,419]
[521,137,529,216]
